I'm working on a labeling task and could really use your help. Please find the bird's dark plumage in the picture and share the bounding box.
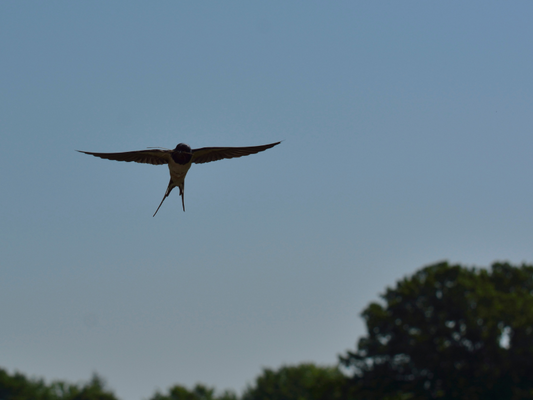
[77,149,171,165]
[78,141,281,216]
[191,142,280,164]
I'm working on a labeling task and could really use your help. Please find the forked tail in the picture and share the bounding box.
[153,180,173,217]
[152,180,185,216]
[153,193,169,217]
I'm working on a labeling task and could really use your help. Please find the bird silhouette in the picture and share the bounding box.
[78,141,281,216]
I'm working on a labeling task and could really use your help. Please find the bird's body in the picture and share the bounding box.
[78,141,280,216]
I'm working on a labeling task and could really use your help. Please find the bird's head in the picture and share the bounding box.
[172,143,193,164]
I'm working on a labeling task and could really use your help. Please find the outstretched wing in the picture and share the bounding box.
[191,141,281,164]
[77,149,171,165]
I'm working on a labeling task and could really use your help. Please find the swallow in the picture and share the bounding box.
[78,141,281,216]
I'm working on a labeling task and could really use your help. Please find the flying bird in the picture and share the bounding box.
[78,141,281,216]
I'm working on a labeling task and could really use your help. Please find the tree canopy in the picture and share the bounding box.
[148,364,345,400]
[241,363,346,400]
[0,370,118,400]
[6,261,533,400]
[148,383,237,400]
[340,261,533,400]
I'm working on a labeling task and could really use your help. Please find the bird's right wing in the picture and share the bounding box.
[77,149,172,165]
[191,141,281,164]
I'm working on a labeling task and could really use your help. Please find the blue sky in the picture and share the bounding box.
[1,2,533,399]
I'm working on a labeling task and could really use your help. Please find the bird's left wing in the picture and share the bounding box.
[191,141,281,164]
[77,149,171,165]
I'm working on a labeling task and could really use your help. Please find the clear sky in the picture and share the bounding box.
[1,2,533,400]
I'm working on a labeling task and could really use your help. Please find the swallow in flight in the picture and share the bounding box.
[78,141,281,216]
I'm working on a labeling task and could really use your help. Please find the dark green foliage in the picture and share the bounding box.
[0,368,56,400]
[0,370,118,400]
[10,260,533,400]
[148,383,237,400]
[340,261,533,400]
[241,363,347,400]
[51,374,119,400]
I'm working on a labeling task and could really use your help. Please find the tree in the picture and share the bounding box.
[340,261,533,400]
[148,383,237,400]
[0,370,118,400]
[241,363,347,400]
[0,368,57,400]
[51,374,119,400]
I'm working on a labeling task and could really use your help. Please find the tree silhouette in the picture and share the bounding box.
[148,383,237,400]
[242,363,346,400]
[0,370,118,400]
[340,261,533,400]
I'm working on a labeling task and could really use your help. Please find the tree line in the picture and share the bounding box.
[3,261,533,400]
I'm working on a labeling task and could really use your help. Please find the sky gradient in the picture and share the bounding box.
[2,2,533,400]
